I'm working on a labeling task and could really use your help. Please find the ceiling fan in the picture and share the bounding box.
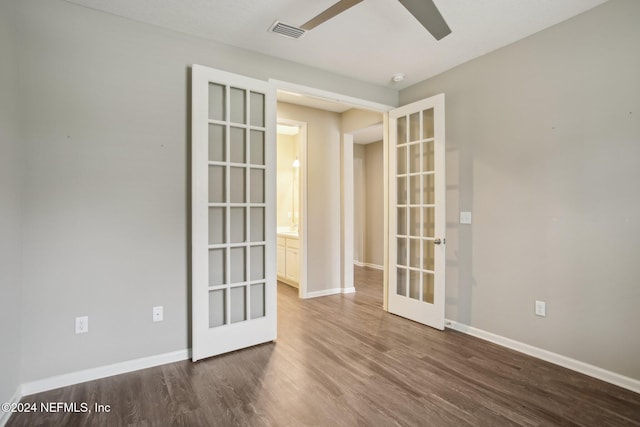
[300,0,451,41]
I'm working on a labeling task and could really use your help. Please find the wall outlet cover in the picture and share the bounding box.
[153,306,164,322]
[75,316,89,334]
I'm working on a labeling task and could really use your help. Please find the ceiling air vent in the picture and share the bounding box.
[269,21,306,39]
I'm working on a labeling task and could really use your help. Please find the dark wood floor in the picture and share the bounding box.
[8,266,640,426]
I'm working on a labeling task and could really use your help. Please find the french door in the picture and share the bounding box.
[191,65,276,361]
[388,94,445,329]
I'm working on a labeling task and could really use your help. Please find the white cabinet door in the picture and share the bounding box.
[277,245,286,277]
[285,248,299,285]
[191,64,276,361]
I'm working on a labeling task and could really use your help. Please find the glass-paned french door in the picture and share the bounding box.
[192,65,276,361]
[388,94,445,329]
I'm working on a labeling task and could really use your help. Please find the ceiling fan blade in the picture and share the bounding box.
[300,0,364,31]
[398,0,451,40]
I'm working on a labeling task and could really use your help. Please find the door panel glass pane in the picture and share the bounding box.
[422,108,434,139]
[230,167,245,203]
[423,174,435,205]
[250,92,265,127]
[230,286,246,323]
[423,239,435,271]
[230,207,245,243]
[250,130,265,165]
[409,270,420,300]
[208,166,225,203]
[397,176,407,205]
[250,169,265,203]
[397,146,407,175]
[409,175,421,205]
[397,116,406,145]
[422,141,434,172]
[230,127,246,164]
[208,124,225,162]
[230,87,246,124]
[409,112,420,142]
[409,143,421,173]
[409,238,420,268]
[423,272,434,304]
[397,238,407,266]
[250,283,265,319]
[208,83,225,121]
[397,207,406,235]
[208,249,225,286]
[423,208,435,237]
[397,268,407,297]
[208,208,225,244]
[208,289,226,328]
[250,207,265,242]
[250,245,265,280]
[230,247,246,283]
[409,207,421,236]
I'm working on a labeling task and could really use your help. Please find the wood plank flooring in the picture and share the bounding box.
[7,266,640,426]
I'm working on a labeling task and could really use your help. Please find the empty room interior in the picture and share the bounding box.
[1,0,639,425]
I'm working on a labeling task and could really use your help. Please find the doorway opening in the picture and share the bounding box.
[273,81,390,306]
[276,119,306,298]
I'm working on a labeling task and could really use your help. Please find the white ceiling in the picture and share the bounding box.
[66,0,608,89]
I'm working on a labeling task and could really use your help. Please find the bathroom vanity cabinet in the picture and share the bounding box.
[277,233,299,287]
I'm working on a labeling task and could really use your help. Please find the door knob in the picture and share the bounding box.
[434,238,444,245]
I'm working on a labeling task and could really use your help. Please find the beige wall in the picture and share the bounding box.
[277,102,342,294]
[0,0,23,406]
[400,0,640,380]
[353,144,366,263]
[364,141,384,267]
[342,108,383,134]
[353,141,385,267]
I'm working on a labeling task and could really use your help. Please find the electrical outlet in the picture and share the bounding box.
[535,300,546,317]
[153,306,163,322]
[75,316,89,334]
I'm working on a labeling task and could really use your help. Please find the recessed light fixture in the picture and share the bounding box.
[392,73,405,83]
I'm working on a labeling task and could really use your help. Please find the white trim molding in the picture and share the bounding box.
[0,387,22,427]
[353,260,384,271]
[304,287,356,299]
[445,319,640,394]
[21,349,190,397]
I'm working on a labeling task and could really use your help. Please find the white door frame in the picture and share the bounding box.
[269,79,393,297]
[276,118,308,298]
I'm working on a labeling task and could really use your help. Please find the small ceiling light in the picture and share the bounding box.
[392,73,405,83]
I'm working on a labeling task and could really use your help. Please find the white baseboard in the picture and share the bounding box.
[21,349,191,397]
[445,319,640,394]
[353,261,384,271]
[0,387,22,427]
[304,288,342,298]
[304,287,356,299]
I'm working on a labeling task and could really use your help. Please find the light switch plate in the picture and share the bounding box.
[460,211,472,224]
[535,300,546,317]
